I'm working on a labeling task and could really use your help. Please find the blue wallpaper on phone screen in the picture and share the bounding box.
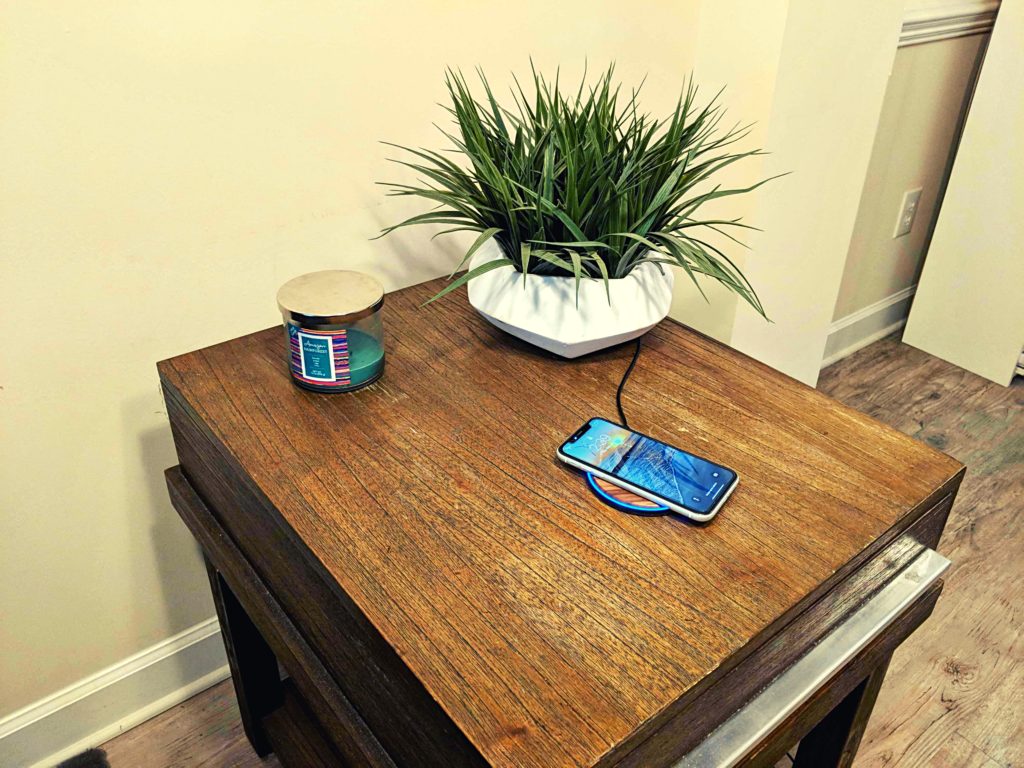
[562,419,734,513]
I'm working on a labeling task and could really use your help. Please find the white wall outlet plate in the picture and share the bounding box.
[893,187,924,238]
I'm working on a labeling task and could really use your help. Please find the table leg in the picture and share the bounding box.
[204,553,284,757]
[792,654,892,768]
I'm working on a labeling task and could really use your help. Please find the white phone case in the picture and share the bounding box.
[557,452,737,523]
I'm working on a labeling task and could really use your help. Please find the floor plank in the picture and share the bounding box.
[818,335,1022,768]
[95,334,1022,767]
[101,679,281,768]
[927,733,1002,768]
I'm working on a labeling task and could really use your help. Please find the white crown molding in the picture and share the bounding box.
[822,285,918,368]
[0,617,229,768]
[900,1,1000,46]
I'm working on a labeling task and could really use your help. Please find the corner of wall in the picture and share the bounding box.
[729,0,905,386]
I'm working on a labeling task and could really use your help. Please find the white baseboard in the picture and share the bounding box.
[0,618,229,768]
[821,285,917,369]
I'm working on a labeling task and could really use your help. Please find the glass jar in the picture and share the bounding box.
[276,270,385,393]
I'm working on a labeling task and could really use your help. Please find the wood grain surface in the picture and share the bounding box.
[158,281,963,768]
[166,467,401,767]
[264,679,349,767]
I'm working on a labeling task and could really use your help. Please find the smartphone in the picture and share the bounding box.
[557,417,738,522]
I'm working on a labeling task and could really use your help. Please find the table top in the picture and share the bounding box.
[158,279,963,768]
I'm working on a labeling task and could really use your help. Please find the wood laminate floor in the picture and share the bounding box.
[95,335,1023,767]
[818,337,1023,768]
[98,679,279,768]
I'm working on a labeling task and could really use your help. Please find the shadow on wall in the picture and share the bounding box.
[111,207,467,651]
[123,392,213,640]
[364,200,471,295]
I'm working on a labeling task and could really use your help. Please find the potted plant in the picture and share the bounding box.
[379,64,770,357]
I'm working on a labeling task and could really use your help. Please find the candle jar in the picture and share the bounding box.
[276,270,385,393]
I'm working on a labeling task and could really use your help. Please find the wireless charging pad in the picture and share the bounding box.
[586,473,671,516]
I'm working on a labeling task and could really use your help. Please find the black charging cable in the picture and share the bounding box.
[616,337,642,429]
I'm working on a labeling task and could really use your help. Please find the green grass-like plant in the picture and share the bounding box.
[379,64,772,317]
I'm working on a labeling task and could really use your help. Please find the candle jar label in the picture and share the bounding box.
[289,326,351,387]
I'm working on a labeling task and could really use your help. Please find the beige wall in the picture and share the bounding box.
[0,0,706,717]
[729,0,906,385]
[903,0,1024,385]
[832,33,988,320]
[666,0,789,342]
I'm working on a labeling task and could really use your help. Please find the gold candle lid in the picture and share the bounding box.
[277,270,385,324]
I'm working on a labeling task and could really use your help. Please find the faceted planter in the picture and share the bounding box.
[466,241,674,358]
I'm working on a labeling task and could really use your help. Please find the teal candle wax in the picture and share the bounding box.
[346,327,385,386]
[277,270,386,394]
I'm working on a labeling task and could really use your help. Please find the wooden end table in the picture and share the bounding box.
[159,278,963,767]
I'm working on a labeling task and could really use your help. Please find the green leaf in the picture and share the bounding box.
[607,232,663,252]
[533,250,575,273]
[542,140,554,204]
[648,233,707,302]
[374,209,472,239]
[569,250,583,307]
[526,239,610,250]
[588,250,611,304]
[448,227,502,279]
[422,257,517,306]
[509,181,589,243]
[639,161,686,226]
[478,67,510,141]
[431,226,481,241]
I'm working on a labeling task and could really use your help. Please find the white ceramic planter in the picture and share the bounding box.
[466,241,674,358]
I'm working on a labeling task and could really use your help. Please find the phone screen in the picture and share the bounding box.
[561,418,736,514]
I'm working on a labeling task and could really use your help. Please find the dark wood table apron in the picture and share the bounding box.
[159,278,964,768]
